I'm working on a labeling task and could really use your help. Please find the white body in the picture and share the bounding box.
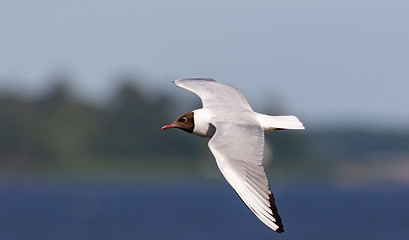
[173,78,304,232]
[193,109,304,137]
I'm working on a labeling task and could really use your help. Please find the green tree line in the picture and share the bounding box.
[0,79,207,174]
[1,76,407,179]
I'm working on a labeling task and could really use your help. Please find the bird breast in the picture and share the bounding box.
[192,109,215,138]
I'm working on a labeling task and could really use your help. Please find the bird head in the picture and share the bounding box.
[161,112,194,133]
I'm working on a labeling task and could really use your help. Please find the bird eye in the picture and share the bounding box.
[181,117,188,123]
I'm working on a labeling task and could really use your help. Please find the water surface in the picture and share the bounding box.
[0,181,407,240]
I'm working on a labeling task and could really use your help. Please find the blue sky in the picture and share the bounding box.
[1,0,408,128]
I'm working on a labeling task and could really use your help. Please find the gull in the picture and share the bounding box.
[161,78,304,233]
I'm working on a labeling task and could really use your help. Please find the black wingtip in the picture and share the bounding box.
[268,185,284,233]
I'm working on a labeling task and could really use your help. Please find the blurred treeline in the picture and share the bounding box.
[1,75,408,182]
[0,77,206,176]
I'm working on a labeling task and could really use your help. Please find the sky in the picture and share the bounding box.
[0,0,408,128]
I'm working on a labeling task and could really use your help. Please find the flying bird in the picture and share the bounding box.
[161,78,304,233]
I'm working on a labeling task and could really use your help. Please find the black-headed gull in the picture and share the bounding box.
[162,78,304,233]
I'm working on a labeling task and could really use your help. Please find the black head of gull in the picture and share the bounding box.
[161,112,194,133]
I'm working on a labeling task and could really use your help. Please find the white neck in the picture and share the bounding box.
[192,109,215,138]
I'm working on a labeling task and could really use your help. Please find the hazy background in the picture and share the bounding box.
[0,1,408,239]
[1,0,408,128]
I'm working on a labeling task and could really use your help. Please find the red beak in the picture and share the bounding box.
[161,123,175,130]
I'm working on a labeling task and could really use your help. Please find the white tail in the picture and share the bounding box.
[256,113,305,132]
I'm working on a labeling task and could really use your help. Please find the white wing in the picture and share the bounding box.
[174,78,253,111]
[173,78,284,232]
[208,120,284,233]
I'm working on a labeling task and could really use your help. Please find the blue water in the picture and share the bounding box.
[0,181,408,240]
